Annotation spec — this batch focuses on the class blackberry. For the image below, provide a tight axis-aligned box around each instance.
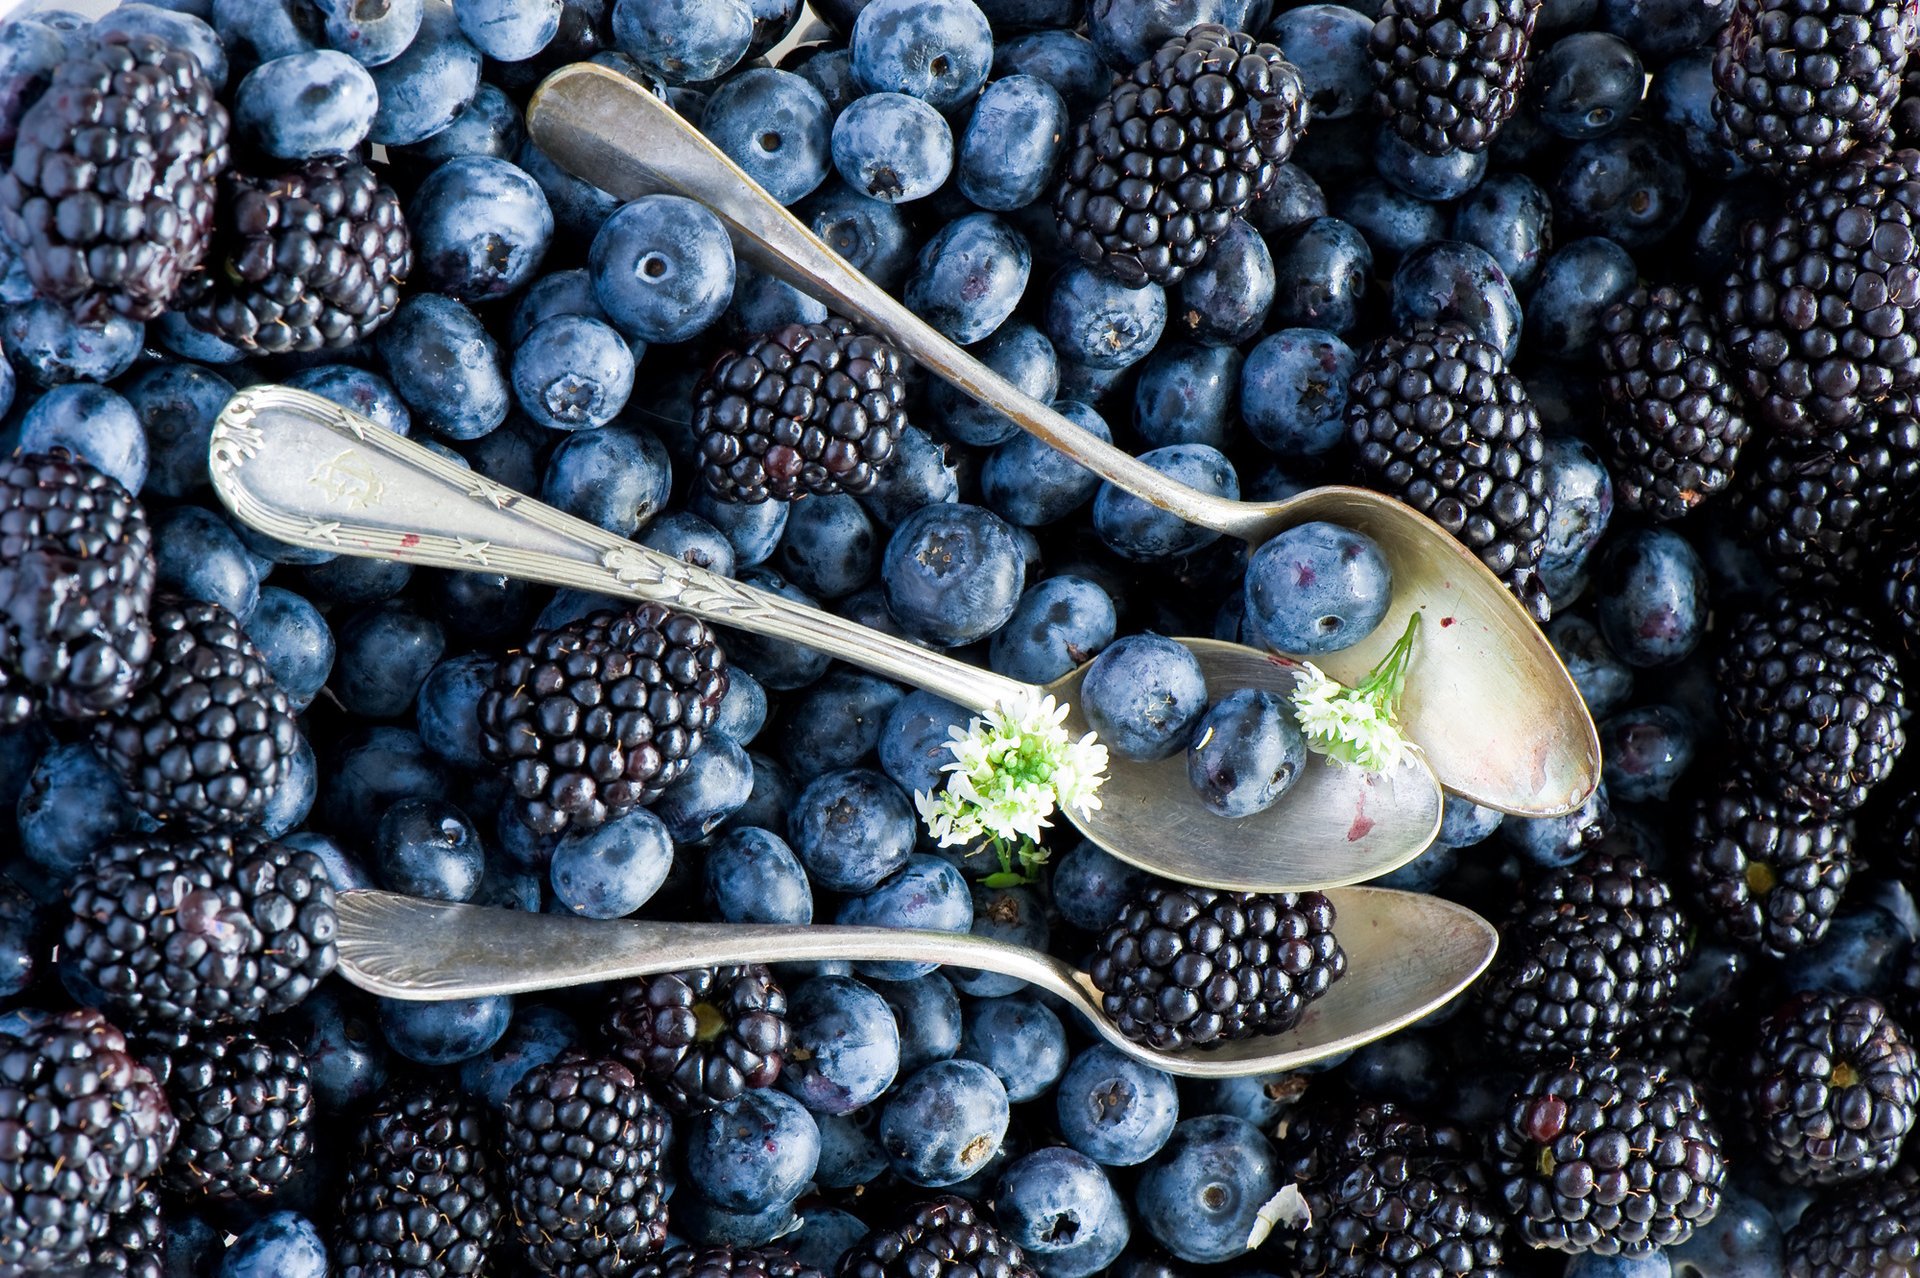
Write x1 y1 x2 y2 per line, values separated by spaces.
694 316 908 504
337 1083 505 1278
1734 396 1920 590
1715 594 1906 814
1685 769 1855 957
1273 1101 1507 1278
0 450 155 727
1053 24 1308 288
1369 0 1543 156
1720 145 1920 436
839 1195 1037 1278
84 1187 164 1278
1086 884 1347 1050
0 1009 176 1273
1345 324 1552 623
93 596 300 830
480 605 730 836
633 1244 824 1278
1597 284 1752 522
1489 1056 1726 1255
1480 851 1691 1059
1741 992 1918 1185
501 1052 670 1277
1786 1164 1920 1277
1899 62 1920 140
1712 0 1918 177
155 1029 313 1203
180 155 410 354
64 828 338 1030
604 965 790 1114
0 31 227 322
1883 539 1920 653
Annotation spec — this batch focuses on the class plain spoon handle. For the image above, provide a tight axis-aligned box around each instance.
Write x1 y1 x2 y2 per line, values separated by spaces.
336 890 1086 1005
208 385 1032 714
524 62 1265 544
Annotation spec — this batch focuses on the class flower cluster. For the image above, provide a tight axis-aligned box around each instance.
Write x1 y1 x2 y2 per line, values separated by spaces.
1291 613 1422 772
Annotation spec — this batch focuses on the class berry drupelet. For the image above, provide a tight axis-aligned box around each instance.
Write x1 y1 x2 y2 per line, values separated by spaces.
151 1029 313 1204
1741 992 1919 1185
1712 0 1919 177
1686 769 1855 957
1785 1164 1920 1277
1489 1055 1726 1255
1345 324 1552 623
0 32 228 321
500 1051 670 1277
181 155 410 354
839 1195 1038 1278
93 596 301 830
0 1009 177 1274
480 605 730 836
1480 851 1691 1058
1053 24 1308 288
694 317 908 503
63 829 339 1030
1369 0 1543 155
1715 594 1906 815
1720 145 1920 436
633 1244 824 1278
0 449 155 727
1087 883 1347 1050
1597 283 1751 522
84 1186 163 1278
336 1083 505 1278
604 964 790 1113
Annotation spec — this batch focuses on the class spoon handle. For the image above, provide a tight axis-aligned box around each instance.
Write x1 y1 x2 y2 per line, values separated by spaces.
209 386 1031 714
525 62 1264 543
336 889 1084 1004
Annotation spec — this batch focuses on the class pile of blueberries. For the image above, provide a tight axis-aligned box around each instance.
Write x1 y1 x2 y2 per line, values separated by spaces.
0 0 1904 1274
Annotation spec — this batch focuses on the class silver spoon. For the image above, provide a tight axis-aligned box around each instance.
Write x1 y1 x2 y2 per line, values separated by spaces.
212 385 1441 891
521 61 1601 820
334 887 1498 1080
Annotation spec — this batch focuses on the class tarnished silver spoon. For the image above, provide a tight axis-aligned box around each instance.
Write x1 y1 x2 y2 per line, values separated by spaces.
335 888 1498 1080
212 385 1441 892
521 61 1601 820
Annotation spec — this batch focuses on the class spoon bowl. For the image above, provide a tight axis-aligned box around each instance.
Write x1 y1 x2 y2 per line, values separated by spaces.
212 385 1440 890
523 61 1601 819
334 888 1499 1079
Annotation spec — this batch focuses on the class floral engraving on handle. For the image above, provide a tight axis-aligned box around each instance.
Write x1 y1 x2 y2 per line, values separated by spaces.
309 449 386 509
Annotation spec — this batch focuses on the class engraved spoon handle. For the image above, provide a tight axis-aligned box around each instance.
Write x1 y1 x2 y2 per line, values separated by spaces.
210 386 1032 713
524 62 1271 544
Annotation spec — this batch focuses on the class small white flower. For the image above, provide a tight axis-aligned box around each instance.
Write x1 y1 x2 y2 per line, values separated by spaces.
1290 614 1423 773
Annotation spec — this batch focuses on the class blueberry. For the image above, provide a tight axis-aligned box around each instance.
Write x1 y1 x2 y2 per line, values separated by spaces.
1185 688 1308 818
644 511 738 581
1373 126 1489 202
409 157 555 302
411 654 495 773
799 180 919 291
1269 218 1371 335
211 0 325 65
1666 1185 1783 1278
1049 839 1149 932
690 494 789 571
1522 236 1639 363
2 299 142 387
1240 329 1356 457
233 50 376 159
284 831 376 894
781 974 901 1113
710 665 767 743
882 503 1026 646
726 569 832 688
457 1004 580 1111
687 1088 821 1212
1053 1043 1179 1168
654 733 754 842
18 383 147 493
286 362 413 436
1086 0 1258 67
776 493 878 598
611 0 753 83
1533 31 1643 139
301 554 415 606
1171 220 1274 347
404 80 526 162
1566 1253 1674 1278
851 0 994 108
930 320 1056 448
1451 172 1554 291
18 742 141 879
518 137 624 244
1329 177 1449 268
1549 615 1634 720
1093 444 1238 560
590 195 737 342
982 401 1110 526
992 28 1111 112
331 601 446 719
878 690 971 798
289 986 388 1111
989 576 1117 684
1080 634 1209 762
831 91 954 205
1593 527 1707 668
957 74 1067 211
373 797 484 901
1390 240 1521 364
1785 906 1908 995
1268 3 1373 118
792 44 862 114
959 994 1066 1102
512 315 637 433
873 972 964 1073
1649 49 1746 179
878 1057 1009 1186
217 1211 329 1278
707 827 814 924
781 672 904 780
1244 521 1393 656
953 885 1048 998
549 807 674 917
0 880 35 1001
836 854 974 981
378 993 514 1065
815 1111 889 1189
540 424 674 538
1500 783 1611 869
365 0 479 142
674 1190 801 1248
993 1146 1132 1277
1130 344 1237 450
1134 1115 1281 1265
0 21 67 152
1539 435 1615 602
1553 127 1692 249
1437 794 1504 849
856 425 961 527
701 68 833 206
376 294 510 440
152 506 260 621
259 733 319 837
1196 1070 1294 1131
453 0 560 60
1046 264 1167 371
1600 704 1695 803
792 767 915 892
787 1206 871 1273
725 264 830 338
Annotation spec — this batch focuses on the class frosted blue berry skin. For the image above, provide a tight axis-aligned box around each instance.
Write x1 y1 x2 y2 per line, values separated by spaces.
590 195 737 343
851 0 994 109
232 50 376 159
365 0 478 142
701 68 833 206
1243 522 1393 656
832 91 955 205
1186 688 1308 818
957 74 1067 211
1079 634 1209 763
